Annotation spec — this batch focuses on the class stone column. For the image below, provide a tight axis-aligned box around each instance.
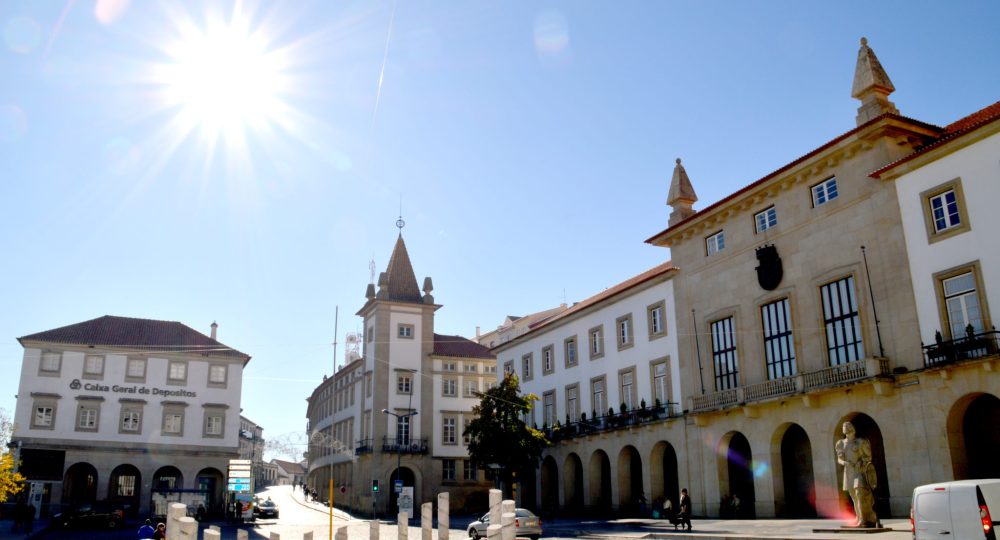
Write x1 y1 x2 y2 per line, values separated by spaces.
303 532 313 540
437 493 449 540
204 529 221 540
398 512 409 540
421 502 433 540
336 526 348 540
486 524 501 540
237 529 249 540
269 533 281 540
370 517 380 540
500 511 515 540
489 489 502 527
209 525 221 533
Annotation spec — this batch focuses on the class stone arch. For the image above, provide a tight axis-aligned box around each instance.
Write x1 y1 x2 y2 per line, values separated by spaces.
540 456 559 512
946 392 1000 479
617 445 643 515
152 466 184 490
108 464 141 517
834 412 889 518
716 431 755 518
62 462 98 506
770 423 816 517
388 466 417 514
195 467 225 516
588 449 611 514
563 453 584 512
649 441 679 511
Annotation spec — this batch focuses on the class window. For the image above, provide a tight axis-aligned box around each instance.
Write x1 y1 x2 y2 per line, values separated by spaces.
397 375 412 394
762 298 797 379
208 365 227 385
83 355 104 378
820 276 865 366
591 377 606 417
119 403 143 434
464 379 478 397
125 358 146 381
39 351 61 375
396 415 411 445
486 365 497 374
938 267 987 338
706 230 725 255
647 301 666 339
442 459 456 481
754 206 778 233
114 470 137 497
443 378 457 397
542 391 556 427
464 364 477 373
163 411 184 435
77 404 99 431
564 336 578 367
922 179 970 243
619 368 635 410
398 324 414 339
521 353 533 381
651 360 669 406
33 405 55 428
503 360 514 374
463 419 472 445
542 345 554 374
711 317 740 390
463 460 477 481
616 314 634 350
588 325 605 360
443 362 457 372
442 417 456 444
812 177 839 206
168 361 187 383
204 408 226 438
565 384 579 422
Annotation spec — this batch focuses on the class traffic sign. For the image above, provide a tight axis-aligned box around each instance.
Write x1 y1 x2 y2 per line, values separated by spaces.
229 459 252 465
228 470 251 478
228 465 252 471
340 485 346 494
394 479 403 494
228 478 251 485
227 483 251 493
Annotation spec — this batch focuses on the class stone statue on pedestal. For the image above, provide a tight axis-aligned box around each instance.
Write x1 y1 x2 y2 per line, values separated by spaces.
835 421 878 528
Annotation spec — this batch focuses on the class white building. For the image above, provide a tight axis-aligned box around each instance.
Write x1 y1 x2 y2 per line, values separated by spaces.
491 261 680 512
238 415 265 490
12 316 250 517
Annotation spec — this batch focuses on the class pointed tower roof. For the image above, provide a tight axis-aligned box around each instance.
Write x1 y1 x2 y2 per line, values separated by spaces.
381 234 423 303
851 37 899 125
667 158 698 226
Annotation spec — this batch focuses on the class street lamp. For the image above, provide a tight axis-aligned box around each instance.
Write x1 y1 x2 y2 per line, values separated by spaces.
382 408 418 515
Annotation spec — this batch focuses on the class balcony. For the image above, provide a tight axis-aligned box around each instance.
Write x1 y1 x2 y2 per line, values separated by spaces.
691 357 891 413
355 438 373 455
382 436 429 454
923 329 999 367
545 402 681 442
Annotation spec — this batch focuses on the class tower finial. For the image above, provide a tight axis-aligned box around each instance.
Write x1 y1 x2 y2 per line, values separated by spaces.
667 157 698 226
852 37 898 125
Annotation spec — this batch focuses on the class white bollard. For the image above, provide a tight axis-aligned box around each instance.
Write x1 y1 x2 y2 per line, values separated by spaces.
176 517 198 539
489 489 502 528
270 532 282 540
501 500 514 516
304 532 314 540
209 525 221 533
167 502 186 538
398 511 409 540
237 529 249 540
437 493 449 540
421 502 433 540
204 529 221 540
500 511 515 540
486 524 502 540
370 517 380 540
335 525 348 540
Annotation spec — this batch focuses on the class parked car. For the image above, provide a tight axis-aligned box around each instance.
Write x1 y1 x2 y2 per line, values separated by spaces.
911 479 1000 540
467 508 541 540
51 504 125 529
255 499 279 519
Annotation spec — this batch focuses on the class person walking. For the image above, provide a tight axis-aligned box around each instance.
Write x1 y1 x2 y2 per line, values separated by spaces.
137 518 156 539
678 488 692 531
152 522 166 539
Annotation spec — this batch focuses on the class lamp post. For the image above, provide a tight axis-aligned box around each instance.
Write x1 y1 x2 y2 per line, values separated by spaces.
381 408 417 516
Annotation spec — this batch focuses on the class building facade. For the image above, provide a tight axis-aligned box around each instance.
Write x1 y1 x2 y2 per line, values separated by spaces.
510 39 999 520
238 415 265 490
12 316 250 517
305 233 495 515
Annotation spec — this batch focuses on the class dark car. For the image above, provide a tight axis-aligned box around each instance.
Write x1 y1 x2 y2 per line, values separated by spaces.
255 499 279 519
52 504 125 529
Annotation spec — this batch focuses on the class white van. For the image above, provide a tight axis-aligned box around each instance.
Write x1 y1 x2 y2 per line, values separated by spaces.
911 479 1000 539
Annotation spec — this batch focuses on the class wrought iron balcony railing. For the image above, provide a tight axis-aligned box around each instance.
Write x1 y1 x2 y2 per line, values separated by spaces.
923 330 999 367
543 401 681 442
355 438 373 455
382 436 429 454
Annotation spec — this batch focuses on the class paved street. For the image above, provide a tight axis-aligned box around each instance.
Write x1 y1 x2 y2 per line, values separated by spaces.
0 485 915 540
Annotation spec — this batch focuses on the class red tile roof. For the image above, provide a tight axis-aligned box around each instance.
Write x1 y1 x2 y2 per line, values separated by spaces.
646 113 943 245
494 261 676 349
19 315 250 360
271 459 305 474
871 100 1000 178
433 334 495 359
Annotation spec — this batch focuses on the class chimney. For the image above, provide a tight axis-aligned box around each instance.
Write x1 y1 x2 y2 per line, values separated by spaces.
210 321 218 340
476 326 481 338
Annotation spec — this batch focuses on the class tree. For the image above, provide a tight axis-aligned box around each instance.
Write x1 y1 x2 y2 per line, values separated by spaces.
464 373 550 496
0 409 24 502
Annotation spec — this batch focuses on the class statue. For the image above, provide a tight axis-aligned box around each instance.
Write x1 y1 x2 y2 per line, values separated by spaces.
835 421 878 527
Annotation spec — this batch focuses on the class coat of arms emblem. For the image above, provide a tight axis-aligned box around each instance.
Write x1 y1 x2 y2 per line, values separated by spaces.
755 244 783 291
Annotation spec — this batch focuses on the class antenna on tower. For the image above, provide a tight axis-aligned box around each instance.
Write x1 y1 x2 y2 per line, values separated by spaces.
369 257 376 285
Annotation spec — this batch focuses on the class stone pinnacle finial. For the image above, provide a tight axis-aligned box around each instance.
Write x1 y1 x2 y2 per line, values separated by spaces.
852 37 899 125
667 157 698 226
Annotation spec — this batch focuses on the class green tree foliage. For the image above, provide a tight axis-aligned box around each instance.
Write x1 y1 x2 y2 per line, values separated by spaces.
464 373 550 495
0 409 24 502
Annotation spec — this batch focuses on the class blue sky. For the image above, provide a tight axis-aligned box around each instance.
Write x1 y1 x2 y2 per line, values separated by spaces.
2 0 999 458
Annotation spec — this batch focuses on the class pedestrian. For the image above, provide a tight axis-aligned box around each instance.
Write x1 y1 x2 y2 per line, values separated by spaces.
731 493 742 518
152 522 166 539
678 488 692 531
196 503 206 522
138 518 156 539
637 490 647 517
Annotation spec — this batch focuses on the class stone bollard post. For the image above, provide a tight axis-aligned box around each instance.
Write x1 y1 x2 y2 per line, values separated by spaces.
437 493 449 540
486 524 502 540
500 511 515 540
421 502 433 540
209 525 221 533
167 502 186 538
489 489 502 527
270 532 281 540
335 526 348 540
303 532 313 540
370 517 380 540
398 512 409 540
501 500 514 516
204 529 221 540
237 529 249 540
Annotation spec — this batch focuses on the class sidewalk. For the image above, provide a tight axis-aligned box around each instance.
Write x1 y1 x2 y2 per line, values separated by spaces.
550 516 914 539
0 519 43 540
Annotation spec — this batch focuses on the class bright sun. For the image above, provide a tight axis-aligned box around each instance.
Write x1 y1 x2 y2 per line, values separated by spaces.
153 4 290 144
